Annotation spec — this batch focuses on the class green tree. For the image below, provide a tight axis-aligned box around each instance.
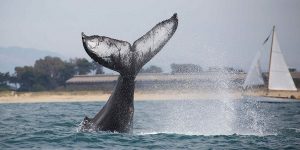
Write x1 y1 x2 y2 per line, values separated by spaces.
0 72 10 91
15 56 78 91
34 56 65 78
34 56 66 88
15 66 36 91
140 65 163 73
171 63 202 74
72 58 92 75
58 61 76 85
13 56 97 91
91 61 104 74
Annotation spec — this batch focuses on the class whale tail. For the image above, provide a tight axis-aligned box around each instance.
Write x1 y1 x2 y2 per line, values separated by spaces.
82 13 178 75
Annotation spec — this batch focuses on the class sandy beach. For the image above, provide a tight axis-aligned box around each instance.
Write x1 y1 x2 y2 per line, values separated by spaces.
0 90 243 104
1 89 300 104
242 89 300 100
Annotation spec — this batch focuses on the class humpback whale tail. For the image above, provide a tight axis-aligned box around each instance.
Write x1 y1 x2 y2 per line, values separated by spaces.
82 13 178 76
80 14 178 132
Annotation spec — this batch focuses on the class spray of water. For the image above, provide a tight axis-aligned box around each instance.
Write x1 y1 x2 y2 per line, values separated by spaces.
135 45 274 136
160 46 236 135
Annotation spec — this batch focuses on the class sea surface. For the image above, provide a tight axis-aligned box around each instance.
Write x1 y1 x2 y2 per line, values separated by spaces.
1 97 300 149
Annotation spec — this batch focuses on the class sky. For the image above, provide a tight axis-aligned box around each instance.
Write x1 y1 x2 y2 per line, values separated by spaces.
0 0 300 72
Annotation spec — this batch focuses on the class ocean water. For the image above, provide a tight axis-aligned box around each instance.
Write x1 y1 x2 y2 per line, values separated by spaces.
1 97 300 149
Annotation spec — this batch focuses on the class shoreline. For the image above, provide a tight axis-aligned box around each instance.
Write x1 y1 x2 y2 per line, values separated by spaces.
0 90 242 104
1 90 300 104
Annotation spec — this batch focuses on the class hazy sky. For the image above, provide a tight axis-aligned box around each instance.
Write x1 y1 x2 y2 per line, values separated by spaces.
1 0 300 72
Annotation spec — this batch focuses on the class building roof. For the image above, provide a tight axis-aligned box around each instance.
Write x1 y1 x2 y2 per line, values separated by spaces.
66 72 246 84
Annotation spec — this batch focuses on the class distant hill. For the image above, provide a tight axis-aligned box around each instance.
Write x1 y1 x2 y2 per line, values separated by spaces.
0 47 64 73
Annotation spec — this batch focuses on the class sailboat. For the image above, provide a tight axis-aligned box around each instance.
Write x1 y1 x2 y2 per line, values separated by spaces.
243 26 297 99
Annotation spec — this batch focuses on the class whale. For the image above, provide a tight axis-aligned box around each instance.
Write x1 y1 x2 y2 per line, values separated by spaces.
80 13 178 133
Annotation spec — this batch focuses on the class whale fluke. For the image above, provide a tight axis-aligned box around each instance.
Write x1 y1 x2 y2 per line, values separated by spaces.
82 13 178 75
80 13 178 132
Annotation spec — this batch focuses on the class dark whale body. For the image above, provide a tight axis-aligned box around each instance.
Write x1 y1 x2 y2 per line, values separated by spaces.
80 14 178 133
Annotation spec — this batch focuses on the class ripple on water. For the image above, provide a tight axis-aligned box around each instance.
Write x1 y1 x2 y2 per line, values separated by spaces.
0 99 300 149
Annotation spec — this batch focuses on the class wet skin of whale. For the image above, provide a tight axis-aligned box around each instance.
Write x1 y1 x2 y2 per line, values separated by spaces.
80 14 178 133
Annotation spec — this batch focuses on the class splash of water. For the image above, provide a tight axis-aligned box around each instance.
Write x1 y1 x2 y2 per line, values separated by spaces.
141 46 274 136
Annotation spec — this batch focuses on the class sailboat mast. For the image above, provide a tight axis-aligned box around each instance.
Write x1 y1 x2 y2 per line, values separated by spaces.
268 26 275 90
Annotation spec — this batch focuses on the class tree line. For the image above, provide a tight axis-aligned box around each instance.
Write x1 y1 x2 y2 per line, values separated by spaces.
0 56 165 92
1 56 104 91
1 55 250 92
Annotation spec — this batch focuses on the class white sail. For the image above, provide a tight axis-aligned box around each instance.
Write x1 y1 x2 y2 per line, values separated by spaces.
268 31 297 91
243 48 265 89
